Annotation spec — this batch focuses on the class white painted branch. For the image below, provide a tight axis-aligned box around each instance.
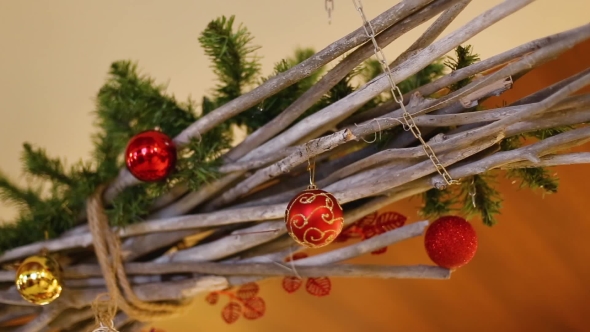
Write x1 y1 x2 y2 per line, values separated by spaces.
0 276 228 307
102 0 436 202
391 0 472 67
65 263 450 280
227 219 431 285
224 0 458 163
241 0 533 164
348 23 590 125
2 120 586 265
413 93 590 127
146 24 590 221
208 6 590 209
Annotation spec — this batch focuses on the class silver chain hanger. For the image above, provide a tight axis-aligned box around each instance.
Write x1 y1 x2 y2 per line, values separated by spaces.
325 0 335 24
351 0 460 189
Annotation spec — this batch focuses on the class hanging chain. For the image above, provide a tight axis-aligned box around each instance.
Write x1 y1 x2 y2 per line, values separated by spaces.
351 0 459 189
325 0 335 24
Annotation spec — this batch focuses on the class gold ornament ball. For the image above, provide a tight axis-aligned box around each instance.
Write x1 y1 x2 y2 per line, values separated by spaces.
15 255 63 305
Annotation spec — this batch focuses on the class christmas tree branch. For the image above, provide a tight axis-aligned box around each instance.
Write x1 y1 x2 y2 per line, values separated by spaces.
102 0 434 202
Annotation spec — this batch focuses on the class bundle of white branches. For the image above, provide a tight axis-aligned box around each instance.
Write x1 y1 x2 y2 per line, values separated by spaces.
2 0 590 331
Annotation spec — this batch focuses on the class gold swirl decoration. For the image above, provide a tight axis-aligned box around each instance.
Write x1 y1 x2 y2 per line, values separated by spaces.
285 189 344 248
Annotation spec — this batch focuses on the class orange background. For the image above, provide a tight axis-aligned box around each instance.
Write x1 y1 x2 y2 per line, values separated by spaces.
153 36 590 332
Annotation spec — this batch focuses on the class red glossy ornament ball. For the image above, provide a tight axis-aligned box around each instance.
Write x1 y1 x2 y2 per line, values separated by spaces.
125 130 177 182
285 189 344 248
424 216 478 269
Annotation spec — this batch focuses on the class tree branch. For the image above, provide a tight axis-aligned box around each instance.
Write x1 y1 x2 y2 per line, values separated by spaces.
102 0 436 202
147 23 590 222
347 23 590 125
62 262 449 280
237 0 532 167
391 0 472 67
225 0 461 163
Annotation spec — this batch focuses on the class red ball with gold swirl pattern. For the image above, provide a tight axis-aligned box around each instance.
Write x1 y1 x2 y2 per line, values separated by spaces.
285 189 344 248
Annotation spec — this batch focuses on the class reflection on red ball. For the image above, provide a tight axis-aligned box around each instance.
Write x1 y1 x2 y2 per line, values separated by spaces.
125 130 177 182
285 189 344 248
424 216 478 269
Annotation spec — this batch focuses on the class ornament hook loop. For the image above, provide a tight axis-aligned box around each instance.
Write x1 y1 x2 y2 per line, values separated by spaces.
469 177 477 208
307 157 317 190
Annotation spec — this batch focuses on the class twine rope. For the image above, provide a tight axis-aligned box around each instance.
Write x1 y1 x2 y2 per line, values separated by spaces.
87 185 192 323
90 293 118 332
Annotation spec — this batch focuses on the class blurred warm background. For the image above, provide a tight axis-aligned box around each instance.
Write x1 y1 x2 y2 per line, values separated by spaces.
1 1 590 331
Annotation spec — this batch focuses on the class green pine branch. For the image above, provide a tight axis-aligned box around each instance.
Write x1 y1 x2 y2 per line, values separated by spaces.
444 45 481 91
526 126 573 141
198 15 261 104
0 173 42 213
507 167 559 193
461 174 503 226
237 47 332 133
21 143 73 186
398 61 447 94
500 134 559 194
419 188 456 218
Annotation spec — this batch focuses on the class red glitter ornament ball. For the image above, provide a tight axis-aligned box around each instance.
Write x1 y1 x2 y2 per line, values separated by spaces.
125 130 177 182
285 189 344 248
424 216 478 269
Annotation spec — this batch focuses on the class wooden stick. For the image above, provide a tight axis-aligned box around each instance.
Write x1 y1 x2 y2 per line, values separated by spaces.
2 119 587 265
102 0 436 203
224 0 461 163
146 24 590 221
60 262 450 280
236 0 533 165
390 0 472 67
347 23 590 125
